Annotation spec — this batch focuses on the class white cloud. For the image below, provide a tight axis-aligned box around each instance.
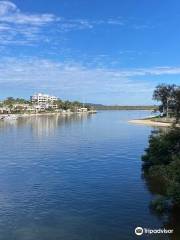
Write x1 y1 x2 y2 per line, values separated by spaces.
0 1 151 48
1 58 180 87
0 1 59 46
0 1 127 46
1 58 180 86
0 1 17 15
1 56 180 103
1 57 180 103
0 1 123 28
0 1 58 25
106 19 124 25
116 66 180 77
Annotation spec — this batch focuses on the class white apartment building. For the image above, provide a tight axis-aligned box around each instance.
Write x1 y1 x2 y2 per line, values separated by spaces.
30 93 58 109
31 93 58 103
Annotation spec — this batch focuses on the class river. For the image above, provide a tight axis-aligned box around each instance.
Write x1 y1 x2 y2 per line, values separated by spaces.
0 111 177 240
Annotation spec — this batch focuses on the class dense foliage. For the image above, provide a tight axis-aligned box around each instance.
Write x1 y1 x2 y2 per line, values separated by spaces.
3 97 30 106
54 99 91 111
142 128 180 205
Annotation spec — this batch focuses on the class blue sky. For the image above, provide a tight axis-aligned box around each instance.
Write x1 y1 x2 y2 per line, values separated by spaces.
0 0 180 104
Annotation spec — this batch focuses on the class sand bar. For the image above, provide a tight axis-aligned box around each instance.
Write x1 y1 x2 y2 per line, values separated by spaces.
129 119 173 127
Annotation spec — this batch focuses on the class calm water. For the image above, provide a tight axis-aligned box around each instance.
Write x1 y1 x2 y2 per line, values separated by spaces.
0 111 175 240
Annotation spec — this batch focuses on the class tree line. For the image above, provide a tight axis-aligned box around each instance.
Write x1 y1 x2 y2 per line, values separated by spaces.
1 97 91 111
54 99 91 111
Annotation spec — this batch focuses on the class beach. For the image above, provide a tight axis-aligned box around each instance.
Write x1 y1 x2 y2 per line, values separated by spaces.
129 117 180 127
129 119 172 127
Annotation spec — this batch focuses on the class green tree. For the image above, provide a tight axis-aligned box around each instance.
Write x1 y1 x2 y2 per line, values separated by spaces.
142 128 180 206
4 97 15 105
173 87 180 123
153 84 176 116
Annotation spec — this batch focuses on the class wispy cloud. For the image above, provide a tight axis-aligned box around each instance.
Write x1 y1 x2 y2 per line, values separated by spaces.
0 1 58 25
54 18 125 34
0 1 130 47
0 57 180 103
0 1 124 28
0 57 152 89
0 1 59 46
0 1 153 48
111 66 180 77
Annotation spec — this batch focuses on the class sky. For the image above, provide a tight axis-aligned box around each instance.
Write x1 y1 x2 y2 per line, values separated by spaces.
0 0 180 105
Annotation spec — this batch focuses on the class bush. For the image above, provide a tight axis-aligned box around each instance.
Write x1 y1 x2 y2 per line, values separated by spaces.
150 196 168 213
142 128 180 207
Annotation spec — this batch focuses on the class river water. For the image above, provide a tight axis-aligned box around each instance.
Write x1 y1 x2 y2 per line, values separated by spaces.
0 111 177 240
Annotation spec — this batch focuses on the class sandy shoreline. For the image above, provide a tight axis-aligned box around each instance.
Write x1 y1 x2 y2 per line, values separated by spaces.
128 119 173 127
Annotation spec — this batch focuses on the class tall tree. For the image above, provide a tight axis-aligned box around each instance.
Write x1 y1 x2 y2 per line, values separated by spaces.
153 84 176 116
174 87 180 123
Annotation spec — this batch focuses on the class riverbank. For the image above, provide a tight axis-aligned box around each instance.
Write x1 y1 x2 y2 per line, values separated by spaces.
129 119 172 127
129 117 180 127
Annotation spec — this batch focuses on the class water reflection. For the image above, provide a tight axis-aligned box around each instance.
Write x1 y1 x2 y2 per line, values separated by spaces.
0 113 93 138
